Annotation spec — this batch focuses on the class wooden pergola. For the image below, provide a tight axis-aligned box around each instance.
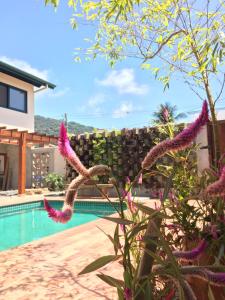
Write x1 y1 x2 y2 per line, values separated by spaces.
0 126 58 194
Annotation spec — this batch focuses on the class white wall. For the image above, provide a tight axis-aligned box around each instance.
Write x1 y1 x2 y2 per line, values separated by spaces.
196 125 210 173
0 72 34 131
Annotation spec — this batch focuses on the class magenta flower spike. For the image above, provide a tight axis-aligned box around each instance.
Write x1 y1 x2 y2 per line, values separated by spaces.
202 270 225 286
138 173 143 185
44 198 72 223
142 100 208 169
124 287 132 300
58 123 89 177
44 165 111 224
182 267 225 287
173 239 207 261
206 166 225 197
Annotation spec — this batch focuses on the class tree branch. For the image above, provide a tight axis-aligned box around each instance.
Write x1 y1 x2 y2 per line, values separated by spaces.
144 30 184 61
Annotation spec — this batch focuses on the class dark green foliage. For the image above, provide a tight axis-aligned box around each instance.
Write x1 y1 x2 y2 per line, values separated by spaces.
35 115 94 136
44 173 65 191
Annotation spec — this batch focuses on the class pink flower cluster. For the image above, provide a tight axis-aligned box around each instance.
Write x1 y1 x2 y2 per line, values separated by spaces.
142 100 208 169
58 123 89 177
172 239 207 261
206 166 225 197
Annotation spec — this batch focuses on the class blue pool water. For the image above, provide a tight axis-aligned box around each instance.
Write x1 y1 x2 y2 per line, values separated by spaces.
0 201 121 251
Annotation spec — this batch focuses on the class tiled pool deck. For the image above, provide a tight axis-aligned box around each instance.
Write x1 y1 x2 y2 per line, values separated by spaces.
0 195 153 299
0 214 122 300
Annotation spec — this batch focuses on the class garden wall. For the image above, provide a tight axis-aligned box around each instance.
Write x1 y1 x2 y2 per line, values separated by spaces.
67 126 172 196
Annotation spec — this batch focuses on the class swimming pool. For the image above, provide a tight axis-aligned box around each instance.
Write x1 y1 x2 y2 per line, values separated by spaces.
0 201 123 251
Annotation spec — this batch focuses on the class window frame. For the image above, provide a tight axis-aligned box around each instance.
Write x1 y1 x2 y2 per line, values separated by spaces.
0 82 27 113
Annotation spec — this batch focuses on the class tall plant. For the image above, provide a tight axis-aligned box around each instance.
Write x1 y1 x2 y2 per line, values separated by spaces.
44 101 225 299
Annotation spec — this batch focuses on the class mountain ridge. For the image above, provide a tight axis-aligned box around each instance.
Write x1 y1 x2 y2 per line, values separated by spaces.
34 115 95 136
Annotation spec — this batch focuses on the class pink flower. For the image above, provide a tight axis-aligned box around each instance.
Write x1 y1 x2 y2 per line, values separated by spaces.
202 270 225 286
124 287 132 300
210 224 218 239
44 198 72 223
120 224 125 232
206 166 225 197
138 174 143 185
123 189 136 214
182 267 225 287
44 165 110 223
173 239 207 261
58 123 89 177
142 100 208 169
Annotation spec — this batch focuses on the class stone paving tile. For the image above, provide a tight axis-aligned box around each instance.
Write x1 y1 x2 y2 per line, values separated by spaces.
0 217 123 300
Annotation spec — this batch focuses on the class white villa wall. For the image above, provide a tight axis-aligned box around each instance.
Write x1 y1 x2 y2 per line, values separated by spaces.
0 72 34 131
196 125 210 173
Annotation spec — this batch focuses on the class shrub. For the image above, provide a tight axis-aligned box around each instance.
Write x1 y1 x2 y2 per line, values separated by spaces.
44 173 65 191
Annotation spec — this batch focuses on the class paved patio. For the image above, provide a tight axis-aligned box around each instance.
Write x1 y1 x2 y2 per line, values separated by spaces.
0 216 123 300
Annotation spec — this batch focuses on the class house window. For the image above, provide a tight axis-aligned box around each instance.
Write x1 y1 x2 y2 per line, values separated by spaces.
0 83 27 113
0 84 7 108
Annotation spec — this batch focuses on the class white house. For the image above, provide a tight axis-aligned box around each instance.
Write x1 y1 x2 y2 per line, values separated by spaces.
0 61 64 194
0 61 55 131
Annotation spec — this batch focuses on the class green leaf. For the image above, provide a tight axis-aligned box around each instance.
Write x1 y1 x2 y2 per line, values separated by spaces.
134 203 166 218
97 273 124 289
101 216 134 225
128 223 147 240
113 224 120 255
79 255 120 275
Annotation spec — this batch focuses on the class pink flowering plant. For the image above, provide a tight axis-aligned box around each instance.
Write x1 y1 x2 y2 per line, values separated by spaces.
44 100 225 299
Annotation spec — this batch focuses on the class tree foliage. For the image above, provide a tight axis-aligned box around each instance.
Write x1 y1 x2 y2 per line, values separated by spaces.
152 102 186 124
45 0 225 162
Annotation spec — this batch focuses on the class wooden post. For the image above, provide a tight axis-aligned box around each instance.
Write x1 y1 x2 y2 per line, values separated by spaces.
18 133 26 194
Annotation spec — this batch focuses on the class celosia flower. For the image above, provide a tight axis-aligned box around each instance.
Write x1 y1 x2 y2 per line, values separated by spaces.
58 123 89 177
210 224 218 239
142 100 208 169
120 224 125 232
44 165 110 223
206 166 225 197
181 267 225 287
201 270 225 286
173 239 207 261
123 189 136 214
138 173 143 185
44 199 72 223
124 287 132 300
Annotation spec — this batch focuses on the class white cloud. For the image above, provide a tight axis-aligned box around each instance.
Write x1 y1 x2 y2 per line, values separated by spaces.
113 102 134 118
35 87 70 100
88 94 106 107
97 69 149 95
0 56 49 80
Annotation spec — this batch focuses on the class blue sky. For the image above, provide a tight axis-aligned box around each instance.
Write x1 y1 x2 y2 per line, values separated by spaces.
0 0 211 129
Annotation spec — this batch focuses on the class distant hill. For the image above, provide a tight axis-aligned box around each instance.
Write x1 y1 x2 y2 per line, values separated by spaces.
34 115 95 136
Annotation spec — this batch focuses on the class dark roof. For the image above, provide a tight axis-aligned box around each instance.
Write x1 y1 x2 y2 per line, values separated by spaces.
0 61 56 89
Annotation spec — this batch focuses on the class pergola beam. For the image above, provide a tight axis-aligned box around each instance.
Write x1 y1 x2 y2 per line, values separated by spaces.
18 133 26 194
